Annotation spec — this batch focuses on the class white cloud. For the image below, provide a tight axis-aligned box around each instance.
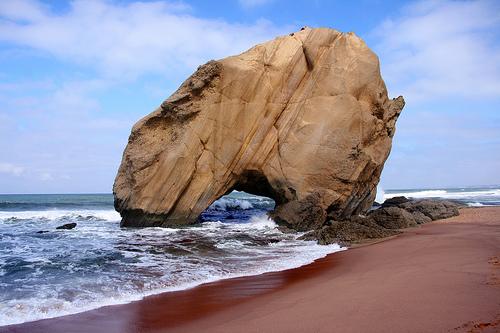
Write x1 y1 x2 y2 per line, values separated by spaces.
40 172 53 181
0 0 46 21
239 0 274 8
0 0 289 79
373 0 500 102
0 162 25 176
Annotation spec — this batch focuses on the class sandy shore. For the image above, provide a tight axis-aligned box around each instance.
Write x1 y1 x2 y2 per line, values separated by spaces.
2 207 499 333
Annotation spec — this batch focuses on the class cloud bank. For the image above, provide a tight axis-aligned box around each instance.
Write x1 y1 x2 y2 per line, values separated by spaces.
373 0 500 102
0 163 24 176
0 0 291 193
0 0 289 78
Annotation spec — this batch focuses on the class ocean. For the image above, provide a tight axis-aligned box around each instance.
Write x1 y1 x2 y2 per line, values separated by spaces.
0 191 342 326
1 185 498 326
381 185 500 206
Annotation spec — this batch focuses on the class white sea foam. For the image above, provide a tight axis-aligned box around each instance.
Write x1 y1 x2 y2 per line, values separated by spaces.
375 186 385 203
0 238 342 326
209 198 254 210
384 190 447 199
0 242 343 326
384 188 500 200
242 214 277 230
0 210 344 326
0 209 120 222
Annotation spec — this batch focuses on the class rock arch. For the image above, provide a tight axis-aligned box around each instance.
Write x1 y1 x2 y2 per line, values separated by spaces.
113 27 404 230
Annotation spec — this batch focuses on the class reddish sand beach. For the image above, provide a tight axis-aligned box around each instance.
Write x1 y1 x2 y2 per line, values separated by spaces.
2 207 499 333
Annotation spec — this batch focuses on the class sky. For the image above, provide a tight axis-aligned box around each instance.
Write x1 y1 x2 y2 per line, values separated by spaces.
0 0 499 194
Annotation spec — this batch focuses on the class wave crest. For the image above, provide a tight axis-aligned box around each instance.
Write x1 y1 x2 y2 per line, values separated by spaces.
0 210 120 222
209 198 254 211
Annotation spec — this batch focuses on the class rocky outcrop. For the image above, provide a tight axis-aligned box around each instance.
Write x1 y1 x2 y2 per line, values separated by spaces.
369 206 417 229
381 196 409 207
113 27 405 228
270 193 327 231
397 199 460 221
302 198 461 245
56 223 77 230
300 217 398 246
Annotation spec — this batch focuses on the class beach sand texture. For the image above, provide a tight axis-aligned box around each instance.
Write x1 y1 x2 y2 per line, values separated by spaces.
2 207 499 333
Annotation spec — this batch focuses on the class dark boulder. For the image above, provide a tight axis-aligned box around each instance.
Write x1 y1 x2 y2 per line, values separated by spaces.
368 206 417 229
276 225 297 234
270 193 326 231
408 210 432 224
382 196 409 207
56 222 77 230
301 198 461 246
399 200 459 221
299 217 398 245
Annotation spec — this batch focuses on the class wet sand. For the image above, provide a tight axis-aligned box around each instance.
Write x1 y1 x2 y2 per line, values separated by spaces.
2 207 499 333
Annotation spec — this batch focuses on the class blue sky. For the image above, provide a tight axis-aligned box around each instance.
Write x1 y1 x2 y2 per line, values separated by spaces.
0 0 499 193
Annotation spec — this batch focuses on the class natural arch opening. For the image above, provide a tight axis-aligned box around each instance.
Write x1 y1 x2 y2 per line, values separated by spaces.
200 171 278 223
200 190 275 223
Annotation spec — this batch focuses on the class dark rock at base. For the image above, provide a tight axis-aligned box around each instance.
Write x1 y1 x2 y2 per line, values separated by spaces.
399 199 459 221
178 238 194 244
372 201 381 207
368 206 417 229
276 225 297 234
382 196 409 207
56 222 77 230
409 210 433 224
299 217 398 246
270 193 326 231
302 198 461 246
350 215 388 230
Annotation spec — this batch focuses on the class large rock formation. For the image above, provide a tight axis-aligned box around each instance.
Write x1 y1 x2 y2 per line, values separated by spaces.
113 27 405 228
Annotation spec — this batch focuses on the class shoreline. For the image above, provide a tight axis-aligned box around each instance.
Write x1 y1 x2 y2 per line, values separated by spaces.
2 207 499 333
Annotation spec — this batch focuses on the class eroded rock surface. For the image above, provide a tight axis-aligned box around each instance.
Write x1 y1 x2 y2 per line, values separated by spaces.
114 27 405 228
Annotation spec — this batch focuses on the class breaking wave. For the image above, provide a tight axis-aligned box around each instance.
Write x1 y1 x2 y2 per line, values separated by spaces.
383 186 500 206
0 193 341 326
209 198 254 211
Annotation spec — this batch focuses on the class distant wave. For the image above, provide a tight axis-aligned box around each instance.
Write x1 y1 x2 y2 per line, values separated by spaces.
0 202 111 210
467 202 485 207
384 188 500 200
0 209 120 222
209 198 254 211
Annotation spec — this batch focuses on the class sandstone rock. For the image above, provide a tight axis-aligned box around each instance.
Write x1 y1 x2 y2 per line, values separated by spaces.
114 27 404 228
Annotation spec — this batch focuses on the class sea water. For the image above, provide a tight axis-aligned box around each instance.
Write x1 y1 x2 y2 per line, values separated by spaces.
1 185 498 326
383 185 500 206
0 192 342 326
